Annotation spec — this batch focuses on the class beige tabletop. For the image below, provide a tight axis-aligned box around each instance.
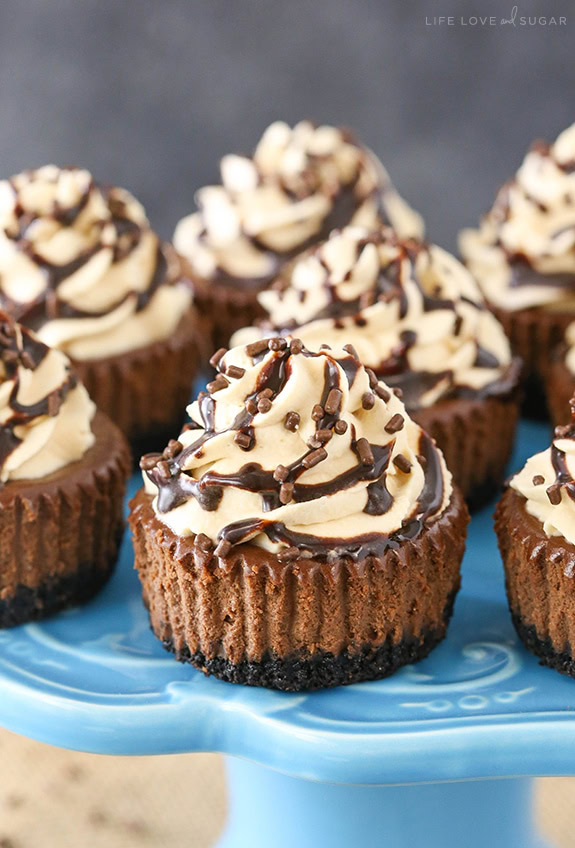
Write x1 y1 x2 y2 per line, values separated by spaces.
0 726 572 847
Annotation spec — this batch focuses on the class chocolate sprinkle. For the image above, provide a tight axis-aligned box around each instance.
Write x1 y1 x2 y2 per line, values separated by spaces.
273 465 289 482
325 387 343 415
356 437 375 466
209 348 228 369
284 411 300 431
311 404 324 421
385 413 405 434
163 439 183 459
207 375 229 394
226 364 246 380
362 391 375 410
257 397 272 414
302 447 328 469
235 431 253 450
279 482 294 504
268 337 287 352
375 384 391 402
246 339 270 358
393 454 412 473
532 474 545 486
140 454 159 471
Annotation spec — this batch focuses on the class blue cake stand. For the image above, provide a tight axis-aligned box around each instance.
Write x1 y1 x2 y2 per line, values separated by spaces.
0 421 570 848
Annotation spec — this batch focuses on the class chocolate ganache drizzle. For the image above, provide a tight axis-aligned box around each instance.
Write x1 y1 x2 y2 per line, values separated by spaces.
0 165 191 360
0 311 95 482
141 339 452 561
173 121 424 289
510 396 575 547
460 123 575 312
232 226 518 411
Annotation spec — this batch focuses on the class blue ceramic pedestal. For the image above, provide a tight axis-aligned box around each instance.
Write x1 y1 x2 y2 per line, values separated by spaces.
0 421 569 848
220 764 547 848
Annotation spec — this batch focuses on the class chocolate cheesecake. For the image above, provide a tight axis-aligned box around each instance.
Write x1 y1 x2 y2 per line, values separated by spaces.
0 165 201 447
460 123 575 410
173 120 424 349
0 314 130 627
495 397 575 678
129 338 469 691
233 226 521 507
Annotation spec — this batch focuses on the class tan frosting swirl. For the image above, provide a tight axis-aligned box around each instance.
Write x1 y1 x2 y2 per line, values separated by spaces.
510 407 575 546
173 121 423 285
232 227 515 410
142 339 451 558
0 165 192 360
0 313 95 482
460 123 575 312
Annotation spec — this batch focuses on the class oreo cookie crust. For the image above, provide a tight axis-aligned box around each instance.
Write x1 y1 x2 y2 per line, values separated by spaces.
0 553 120 628
511 611 575 680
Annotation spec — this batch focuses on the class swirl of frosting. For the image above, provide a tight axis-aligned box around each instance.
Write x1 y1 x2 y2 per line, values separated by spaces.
460 123 575 312
232 227 516 410
0 165 192 360
173 121 423 286
141 338 451 560
0 312 95 482
510 400 575 545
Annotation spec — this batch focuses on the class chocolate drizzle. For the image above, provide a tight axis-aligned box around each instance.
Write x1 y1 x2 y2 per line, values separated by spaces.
0 169 175 331
143 340 448 563
507 255 575 292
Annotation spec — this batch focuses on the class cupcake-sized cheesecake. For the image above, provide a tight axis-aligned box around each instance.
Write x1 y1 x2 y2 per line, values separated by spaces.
174 120 424 349
0 313 130 627
460 124 575 404
129 338 469 691
495 398 575 679
0 165 200 449
233 226 521 507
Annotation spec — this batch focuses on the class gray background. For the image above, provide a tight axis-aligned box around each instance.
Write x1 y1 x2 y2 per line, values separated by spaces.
0 0 572 251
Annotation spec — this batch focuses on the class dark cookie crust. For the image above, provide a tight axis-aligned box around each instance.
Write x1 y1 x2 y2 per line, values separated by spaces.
0 548 121 628
161 594 456 692
512 610 575 680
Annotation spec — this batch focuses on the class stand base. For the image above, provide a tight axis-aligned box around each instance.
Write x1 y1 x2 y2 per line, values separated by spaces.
218 759 549 848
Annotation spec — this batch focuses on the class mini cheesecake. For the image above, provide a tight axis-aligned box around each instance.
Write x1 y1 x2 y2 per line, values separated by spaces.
496 397 575 678
130 339 468 691
460 123 575 410
174 120 424 349
0 313 130 627
0 165 201 449
232 226 521 508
